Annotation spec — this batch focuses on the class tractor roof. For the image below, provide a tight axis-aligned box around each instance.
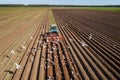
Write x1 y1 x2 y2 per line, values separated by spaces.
50 24 57 27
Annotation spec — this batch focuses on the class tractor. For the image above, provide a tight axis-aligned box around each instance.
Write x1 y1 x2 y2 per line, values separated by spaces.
42 24 64 43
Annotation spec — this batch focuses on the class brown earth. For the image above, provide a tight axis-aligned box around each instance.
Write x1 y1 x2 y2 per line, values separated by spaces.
0 8 120 80
52 9 120 80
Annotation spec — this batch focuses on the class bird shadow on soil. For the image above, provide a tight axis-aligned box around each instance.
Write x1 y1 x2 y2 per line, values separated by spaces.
6 55 10 58
41 56 46 59
4 70 14 74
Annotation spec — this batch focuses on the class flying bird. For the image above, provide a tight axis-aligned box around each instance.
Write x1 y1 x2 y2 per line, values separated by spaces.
89 34 92 40
30 36 33 40
43 45 46 48
49 51 52 53
47 59 55 65
30 56 34 62
10 50 16 54
14 63 22 69
81 41 88 47
56 73 59 76
69 38 73 41
21 45 26 49
52 46 57 50
33 48 37 52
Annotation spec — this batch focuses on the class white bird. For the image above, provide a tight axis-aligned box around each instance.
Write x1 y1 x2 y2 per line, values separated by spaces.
89 34 92 40
22 45 26 49
14 63 22 69
50 60 55 65
51 61 55 65
57 38 60 42
55 55 58 58
30 56 34 62
61 60 64 63
44 66 47 69
47 76 51 80
63 55 65 60
56 73 59 76
43 45 46 48
47 38 49 42
47 59 50 62
72 71 74 74
47 59 55 65
60 71 62 74
69 38 73 41
40 65 43 68
50 51 52 53
52 46 57 50
71 78 73 80
47 66 50 68
62 63 65 65
30 36 33 40
74 75 77 78
59 51 61 54
10 50 16 54
33 48 37 52
81 41 88 47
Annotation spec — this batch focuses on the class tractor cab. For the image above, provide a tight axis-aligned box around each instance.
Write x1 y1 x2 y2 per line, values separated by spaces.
42 24 63 43
49 24 58 33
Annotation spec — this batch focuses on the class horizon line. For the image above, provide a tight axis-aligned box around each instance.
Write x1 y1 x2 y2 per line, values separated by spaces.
0 4 120 6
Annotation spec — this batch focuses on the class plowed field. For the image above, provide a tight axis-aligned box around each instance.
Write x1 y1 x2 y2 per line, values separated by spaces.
0 8 120 80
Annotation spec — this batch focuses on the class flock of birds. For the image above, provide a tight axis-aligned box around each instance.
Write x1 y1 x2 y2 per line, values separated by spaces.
5 32 94 80
9 33 93 70
4 19 119 79
8 36 33 69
